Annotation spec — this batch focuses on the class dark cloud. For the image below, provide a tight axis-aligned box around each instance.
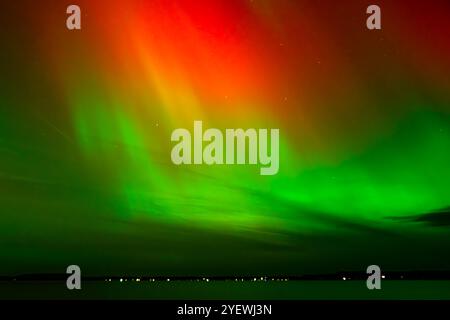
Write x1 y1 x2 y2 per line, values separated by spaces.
388 207 450 227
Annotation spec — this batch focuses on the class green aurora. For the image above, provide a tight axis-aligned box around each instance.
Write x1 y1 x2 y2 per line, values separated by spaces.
0 1 449 280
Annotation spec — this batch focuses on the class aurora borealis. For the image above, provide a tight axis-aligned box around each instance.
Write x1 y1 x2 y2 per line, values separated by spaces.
0 0 450 279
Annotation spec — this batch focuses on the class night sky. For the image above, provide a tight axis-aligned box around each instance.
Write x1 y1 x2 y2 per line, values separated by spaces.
0 0 449 277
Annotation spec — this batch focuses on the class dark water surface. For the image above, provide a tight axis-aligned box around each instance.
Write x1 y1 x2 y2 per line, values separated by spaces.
1 281 450 300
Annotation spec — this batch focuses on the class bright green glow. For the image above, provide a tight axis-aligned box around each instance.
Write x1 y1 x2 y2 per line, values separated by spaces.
277 112 449 219
71 88 450 234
